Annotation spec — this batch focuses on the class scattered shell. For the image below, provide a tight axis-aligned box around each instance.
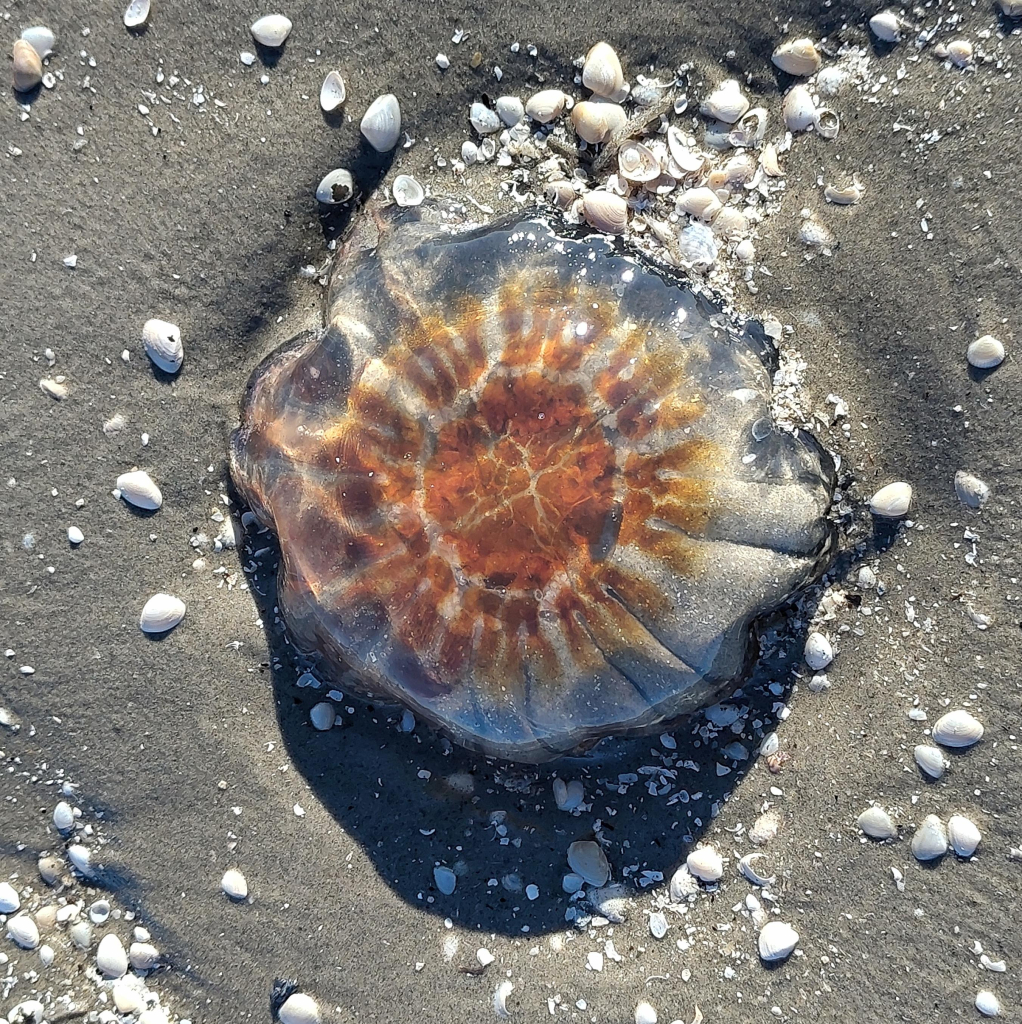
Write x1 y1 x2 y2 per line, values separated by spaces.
713 208 748 240
648 911 668 939
8 915 40 949
728 107 767 148
70 921 93 948
947 39 974 68
825 180 864 205
544 180 575 210
567 840 610 886
0 882 20 913
771 39 822 76
552 778 584 811
360 94 401 152
139 593 186 635
914 745 946 779
142 318 183 374
869 10 902 42
315 169 355 205
461 140 479 165
967 335 1005 369
738 852 776 887
53 800 75 832
392 174 425 207
686 845 723 882
433 865 457 895
676 187 723 223
700 79 749 124
814 108 839 139
571 100 627 144
582 192 628 235
582 42 625 100
309 702 335 731
678 222 719 268
116 469 163 510
21 26 56 59
617 141 661 182
477 947 496 967
635 1001 658 1024
954 470 990 509
279 993 321 1024
67 525 84 545
113 984 145 1015
803 632 833 671
869 482 912 519
221 868 248 900
816 66 848 97
932 709 984 748
857 805 897 840
760 143 783 177
38 855 62 885
123 0 150 29
590 884 629 923
758 921 799 962
562 872 585 893
97 934 128 978
319 71 346 112
250 14 292 47
494 980 513 1019
782 85 816 131
800 218 834 251
469 101 502 135
976 991 1001 1018
911 814 948 861
525 89 567 124
948 814 981 857
12 39 43 92
495 96 524 127
129 941 160 970
667 127 707 174
67 844 95 878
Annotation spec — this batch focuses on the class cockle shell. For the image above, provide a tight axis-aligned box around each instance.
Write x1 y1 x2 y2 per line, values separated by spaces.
21 26 56 59
319 70 346 112
967 335 1004 369
250 14 292 47
139 593 186 634
392 174 425 207
571 100 627 144
142 318 183 373
914 744 946 779
618 141 661 183
758 921 799 962
771 38 821 76
955 470 990 509
582 190 629 234
782 85 816 131
870 10 902 42
567 841 610 886
582 42 625 100
947 814 981 857
686 845 723 882
525 88 567 124
700 79 749 124
360 93 401 152
315 168 355 205
869 481 912 518
932 709 984 748
857 805 897 840
116 469 163 510
123 0 151 29
12 39 43 92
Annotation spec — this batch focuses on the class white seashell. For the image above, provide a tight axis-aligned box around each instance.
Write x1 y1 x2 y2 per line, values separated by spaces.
461 140 479 165
948 814 981 857
8 915 40 949
799 215 832 249
686 845 723 882
738 852 776 886
139 593 186 634
68 844 95 877
869 481 912 518
315 168 355 205
700 79 749 124
590 884 629 923
816 66 847 97
676 187 722 223
392 174 424 207
97 934 128 978
758 921 799 962
771 39 822 76
728 107 768 148
914 744 946 779
713 208 748 240
582 42 625 100
803 632 833 670
525 89 567 124
53 800 75 832
70 921 93 948
433 865 457 894
825 179 864 204
735 238 756 262
129 941 160 970
932 709 984 748
9 1001 46 1024
562 872 585 893
869 10 902 42
814 108 839 139
976 990 1001 1017
947 39 974 67
113 983 145 1014
494 980 513 1019
319 70 346 112
142 318 183 373
677 222 718 269
552 778 584 811
634 1001 658 1024
21 26 56 58
13 39 43 92
666 127 706 174
967 335 1005 369
116 469 163 510
124 0 150 29
648 910 668 939
68 525 84 545
495 95 524 126
571 100 627 144
221 868 248 899
360 94 401 152
783 85 816 131
910 814 948 861
476 947 495 967
40 377 68 400
567 840 610 886
723 152 756 184
955 470 990 509
309 701 335 731
250 14 292 47
0 882 20 913
857 805 897 840
760 143 783 177
668 863 698 901
469 101 502 135
582 192 628 235
544 180 575 209
279 993 321 1024
617 141 661 182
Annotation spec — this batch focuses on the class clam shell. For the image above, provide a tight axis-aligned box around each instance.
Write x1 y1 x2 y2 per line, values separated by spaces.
123 0 150 28
250 14 292 47
544 180 575 209
525 88 567 124
761 143 783 177
315 168 355 205
582 41 625 100
666 126 706 174
0 882 20 913
618 141 661 183
469 101 502 135
571 100 627 144
12 39 43 92
139 593 186 634
967 335 1004 369
857 805 897 840
567 840 610 886
910 814 948 861
713 208 748 239
21 26 56 59
677 222 718 268
116 469 163 510
129 941 160 970
814 108 839 139
954 470 990 509
221 868 248 899
360 93 401 152
97 934 128 979
976 990 1001 1017
913 744 946 779
771 38 821 76
319 70 346 112
686 845 723 882
728 107 768 148
758 921 799 962
581 191 628 235
461 141 479 166
39 377 68 399
870 10 902 42
947 814 981 857
590 883 629 923
53 800 75 832
391 174 424 207
803 632 833 670
700 79 749 124
433 865 457 894
279 993 321 1024
824 180 864 204
648 911 668 939
68 843 95 877
8 914 40 949
869 481 912 518
142 318 183 373
675 187 722 223
947 39 974 67
634 1001 657 1024
932 709 983 748
495 95 524 127
723 152 756 184
782 85 816 131
562 872 585 893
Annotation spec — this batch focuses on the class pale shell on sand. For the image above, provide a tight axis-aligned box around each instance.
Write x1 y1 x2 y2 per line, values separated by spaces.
360 94 401 152
567 840 610 886
96 933 128 979
947 814 981 857
8 915 40 949
932 709 983 748
686 845 723 882
139 593 186 634
803 632 833 671
116 469 163 510
250 14 292 47
910 814 948 861
123 0 151 29
279 993 321 1024
319 70 346 112
221 868 248 900
913 744 946 779
976 990 1001 1017
582 191 628 235
0 882 20 913
954 470 990 509
771 38 821 76
967 335 1004 369
758 921 799 962
870 481 912 518
142 318 183 373
857 805 897 840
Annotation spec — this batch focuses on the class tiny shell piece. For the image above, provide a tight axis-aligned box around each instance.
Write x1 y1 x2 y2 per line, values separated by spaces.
648 911 668 939
758 921 799 962
567 840 610 886
123 0 151 29
686 845 723 882
700 79 749 124
221 868 248 899
932 709 983 748
360 94 401 152
96 934 128 979
8 915 40 949
319 70 346 112
771 39 822 77
738 852 776 886
967 335 1005 369
947 814 981 857
954 470 990 509
139 593 186 634
315 169 355 206
913 744 946 779
869 10 902 42
12 39 43 92
582 42 625 100
976 990 1001 1017
68 526 85 545
279 993 321 1024
392 174 425 207
782 84 816 131
582 191 628 235
869 481 912 518
250 14 292 47
494 980 513 1020
116 469 163 510
910 814 948 861
857 805 897 840
39 378 68 400
803 632 833 671
21 26 56 59
525 88 567 124
142 318 183 373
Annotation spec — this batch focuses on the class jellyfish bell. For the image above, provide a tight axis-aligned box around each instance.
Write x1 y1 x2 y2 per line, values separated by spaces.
231 200 836 762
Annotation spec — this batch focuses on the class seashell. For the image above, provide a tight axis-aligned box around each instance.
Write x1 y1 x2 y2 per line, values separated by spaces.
544 180 575 209
1000 0 1022 14
116 469 163 510
571 100 627 144
221 868 248 899
70 920 93 948
433 865 456 894
21 26 57 58
686 845 723 882
816 66 847 97
677 222 718 269
911 814 948 861
309 701 335 731
760 143 783 177
869 481 912 518
738 852 776 887
139 593 186 634
648 910 668 939
562 872 585 893
783 85 816 131
771 38 822 77
460 140 479 166
123 0 150 29
947 39 974 67
68 525 85 545
914 744 946 779
666 127 704 173
634 1001 657 1024
947 814 981 857
870 10 902 42
552 778 584 811
582 42 624 100
53 800 75 832
700 79 749 124
617 141 661 182
469 101 502 135
142 318 183 373
250 14 292 47
713 208 748 240
319 70 346 112
494 980 513 1020
392 174 424 207
582 191 628 235
967 335 1004 369
567 840 610 886
12 39 43 92
800 218 831 248
68 844 95 877
857 805 897 840
932 709 983 748
113 984 145 1014
39 377 68 400
955 470 990 509
976 991 1001 1017
0 881 20 913
279 993 321 1024
676 187 723 223
803 632 833 670
825 179 864 204
360 93 401 152
758 921 799 962
723 152 756 184
728 107 768 148
38 855 62 885
525 88 567 124
495 95 524 127
96 933 128 979
590 883 630 923
315 168 355 205
8 914 40 949
814 108 839 139
129 941 160 970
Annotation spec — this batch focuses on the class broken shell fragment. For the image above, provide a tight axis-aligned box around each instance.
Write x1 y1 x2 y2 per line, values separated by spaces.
360 93 401 152
123 0 151 29
947 814 981 857
760 143 783 177
319 70 346 112
567 840 610 886
954 470 990 509
39 377 68 400
913 744 947 779
857 805 897 840
21 26 56 59
686 845 723 882
116 469 163 510
758 921 799 962
571 100 627 144
617 141 661 183
869 481 912 519
581 191 628 234
932 709 984 748
771 38 822 76
666 126 706 174
12 39 43 92
911 814 948 861
142 318 183 374
315 168 355 206
391 174 424 207
967 335 1005 369
700 79 749 124
728 107 768 148
738 852 776 886
825 179 864 204
582 42 625 100
782 85 815 131
799 214 831 248
869 10 903 42
525 88 567 124
814 108 839 139
139 593 186 634
250 14 292 47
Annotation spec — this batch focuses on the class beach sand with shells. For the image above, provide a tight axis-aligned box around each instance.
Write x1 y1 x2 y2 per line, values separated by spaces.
3 1 1021 1022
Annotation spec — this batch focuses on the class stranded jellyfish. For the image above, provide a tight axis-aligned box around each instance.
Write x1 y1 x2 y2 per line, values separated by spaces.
230 202 836 762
